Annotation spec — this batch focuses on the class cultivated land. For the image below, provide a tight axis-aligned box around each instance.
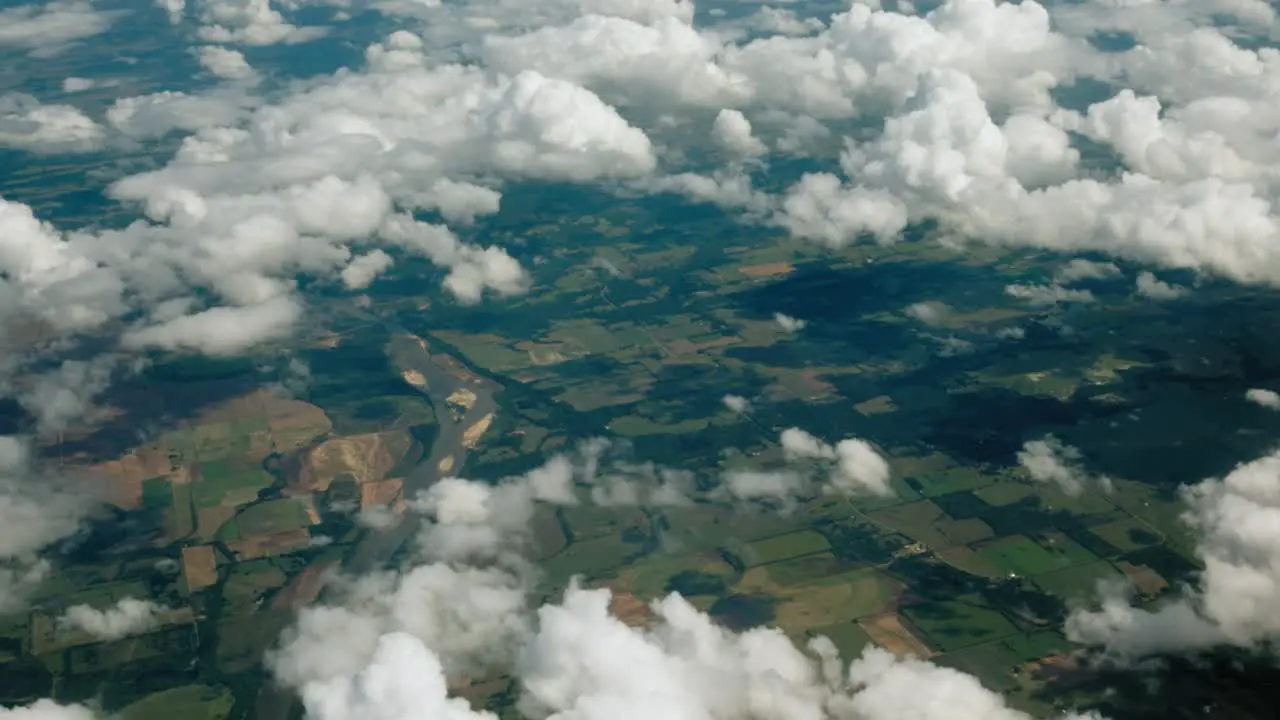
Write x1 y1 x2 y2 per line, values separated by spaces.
6 188 1273 719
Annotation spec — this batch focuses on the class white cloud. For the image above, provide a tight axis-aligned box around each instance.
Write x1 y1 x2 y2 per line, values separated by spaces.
309 582 1102 720
711 108 766 158
779 427 893 498
0 437 98 613
774 312 806 332
122 295 302 355
1016 436 1110 497
1005 283 1095 307
195 0 328 46
1069 451 1280 657
0 700 96 720
1054 259 1122 284
340 250 393 290
1134 271 1188 300
59 598 167 641
0 1 119 56
1245 388 1280 410
904 300 950 325
722 394 750 414
0 94 103 154
196 45 258 81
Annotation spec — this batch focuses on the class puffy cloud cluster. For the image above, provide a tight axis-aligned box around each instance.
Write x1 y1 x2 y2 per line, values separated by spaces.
1068 451 1280 657
1245 388 1280 411
58 597 167 641
0 94 103 154
273 440 690 692
282 434 1100 720
1016 436 1112 498
774 312 807 332
0 0 119 56
723 428 892 504
0 700 96 720
0 437 98 612
306 583 1103 720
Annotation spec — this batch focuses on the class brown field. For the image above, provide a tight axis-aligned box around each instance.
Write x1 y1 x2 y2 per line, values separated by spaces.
1116 561 1169 596
289 431 406 491
361 477 404 509
271 561 338 610
859 612 936 658
228 529 311 561
587 582 653 627
182 545 218 592
89 446 174 509
197 505 237 540
738 262 795 278
855 395 898 416
761 368 840 402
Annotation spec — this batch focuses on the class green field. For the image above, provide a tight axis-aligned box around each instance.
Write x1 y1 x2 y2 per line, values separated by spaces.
762 552 863 586
865 501 951 549
911 466 997 498
142 477 173 510
234 500 310 536
808 621 874 660
746 530 831 566
1089 518 1163 553
1033 561 1124 601
978 536 1065 576
540 534 639 588
903 597 1019 652
120 684 234 720
193 460 272 508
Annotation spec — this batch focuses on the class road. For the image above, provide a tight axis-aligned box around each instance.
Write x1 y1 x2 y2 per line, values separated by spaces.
254 328 499 720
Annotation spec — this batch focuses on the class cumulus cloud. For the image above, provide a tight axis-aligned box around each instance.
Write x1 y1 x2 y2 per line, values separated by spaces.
904 301 951 325
340 250 394 290
1055 259 1122 284
273 440 687 691
0 1 119 56
272 426 1106 720
0 94 103 154
722 394 750 414
1016 436 1110 497
774 312 806 332
722 428 892 504
0 700 96 720
1134 271 1188 300
309 582 1102 720
196 45 258 81
711 108 766 158
1005 283 1095 307
59 597 167 641
0 437 98 612
1245 388 1280 410
1068 451 1280 657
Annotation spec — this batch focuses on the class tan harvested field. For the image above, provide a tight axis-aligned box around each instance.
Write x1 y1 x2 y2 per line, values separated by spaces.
197 505 236 540
271 561 338 610
228 529 311 561
89 446 174 509
859 612 936 658
855 395 898 416
1116 561 1168 596
182 545 218 592
738 262 795 278
289 431 407 491
361 477 404 509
